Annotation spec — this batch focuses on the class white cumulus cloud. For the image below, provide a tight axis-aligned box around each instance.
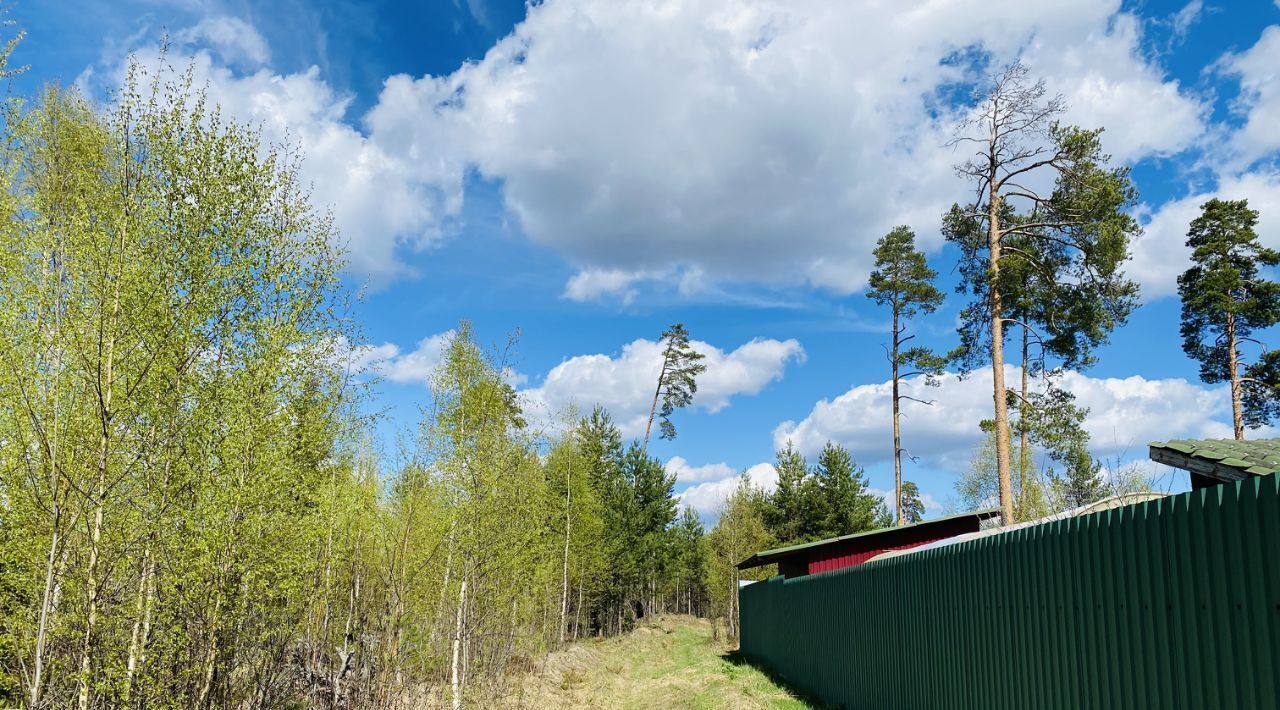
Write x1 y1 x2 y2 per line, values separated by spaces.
522 336 805 437
774 367 1234 470
336 331 456 386
677 462 778 520
175 16 271 66
1218 25 1280 168
364 0 1206 295
101 2 1219 295
666 456 737 484
562 268 659 303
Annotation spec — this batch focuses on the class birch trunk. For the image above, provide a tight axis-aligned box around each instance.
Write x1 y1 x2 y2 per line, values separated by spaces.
450 576 468 710
332 573 360 707
80 126 129 710
559 453 571 646
572 583 584 641
123 543 156 702
30 511 61 708
197 592 223 709
30 109 70 710
78 458 107 710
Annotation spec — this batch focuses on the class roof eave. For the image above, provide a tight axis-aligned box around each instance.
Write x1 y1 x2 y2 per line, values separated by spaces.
735 508 1001 570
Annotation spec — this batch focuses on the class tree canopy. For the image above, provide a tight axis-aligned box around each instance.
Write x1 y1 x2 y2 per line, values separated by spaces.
1178 198 1280 436
945 61 1139 522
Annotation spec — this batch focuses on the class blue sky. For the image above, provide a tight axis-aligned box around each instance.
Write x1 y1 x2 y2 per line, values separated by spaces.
17 0 1280 519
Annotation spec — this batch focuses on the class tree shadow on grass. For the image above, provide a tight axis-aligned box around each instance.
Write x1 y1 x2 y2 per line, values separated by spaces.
720 650 836 709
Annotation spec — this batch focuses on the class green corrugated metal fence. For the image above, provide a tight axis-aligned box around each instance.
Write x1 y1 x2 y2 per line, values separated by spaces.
739 474 1280 709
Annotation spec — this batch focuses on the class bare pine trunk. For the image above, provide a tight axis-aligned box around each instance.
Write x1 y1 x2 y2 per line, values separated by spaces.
891 307 903 526
641 358 670 456
989 191 1014 524
1019 324 1030 518
1227 312 1245 439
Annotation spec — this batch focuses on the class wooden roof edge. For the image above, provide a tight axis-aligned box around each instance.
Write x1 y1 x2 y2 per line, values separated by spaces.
1149 444 1249 481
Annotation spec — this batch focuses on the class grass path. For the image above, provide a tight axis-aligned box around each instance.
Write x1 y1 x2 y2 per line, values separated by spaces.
501 615 812 709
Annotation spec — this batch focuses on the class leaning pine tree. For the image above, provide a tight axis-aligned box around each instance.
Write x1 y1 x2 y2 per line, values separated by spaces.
1178 198 1280 437
944 62 1139 523
641 323 707 455
866 226 945 526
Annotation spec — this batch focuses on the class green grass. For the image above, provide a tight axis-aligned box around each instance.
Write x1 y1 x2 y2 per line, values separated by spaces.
503 616 814 709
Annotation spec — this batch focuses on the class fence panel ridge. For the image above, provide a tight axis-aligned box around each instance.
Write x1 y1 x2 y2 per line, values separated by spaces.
738 477 1280 709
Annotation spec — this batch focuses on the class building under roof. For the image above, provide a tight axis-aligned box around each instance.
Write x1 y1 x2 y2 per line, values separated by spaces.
1148 438 1280 489
736 509 1000 579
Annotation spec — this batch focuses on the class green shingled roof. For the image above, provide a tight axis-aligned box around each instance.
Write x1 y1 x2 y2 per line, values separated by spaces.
1148 438 1280 477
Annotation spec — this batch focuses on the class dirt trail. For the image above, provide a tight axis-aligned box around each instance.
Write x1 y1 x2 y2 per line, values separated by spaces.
499 615 811 709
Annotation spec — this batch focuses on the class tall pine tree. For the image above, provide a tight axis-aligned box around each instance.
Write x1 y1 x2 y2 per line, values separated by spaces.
946 62 1139 522
1178 198 1280 437
900 481 926 524
866 225 944 526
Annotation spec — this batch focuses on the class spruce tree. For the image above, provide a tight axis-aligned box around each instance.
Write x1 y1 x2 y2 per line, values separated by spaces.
672 508 707 615
623 444 677 619
764 442 819 543
812 443 883 538
575 408 631 633
1177 198 1280 437
867 225 944 526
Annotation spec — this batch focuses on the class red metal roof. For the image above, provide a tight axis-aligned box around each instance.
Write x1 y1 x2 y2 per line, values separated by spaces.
737 509 1000 578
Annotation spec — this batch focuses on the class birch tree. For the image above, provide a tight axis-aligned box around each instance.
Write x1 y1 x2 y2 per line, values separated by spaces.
706 478 771 640
0 59 354 705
